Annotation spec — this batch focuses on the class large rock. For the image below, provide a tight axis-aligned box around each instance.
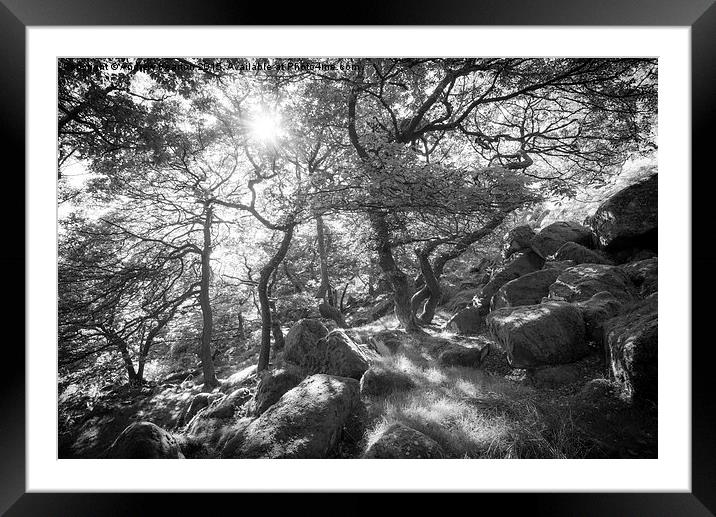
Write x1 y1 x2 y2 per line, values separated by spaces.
487 301 589 368
202 388 252 419
252 368 304 416
438 344 490 368
475 250 545 309
283 319 330 366
221 374 361 458
604 294 658 403
360 366 415 397
575 291 624 343
551 242 613 265
620 257 658 297
548 264 636 303
502 225 536 259
543 259 577 272
531 221 596 259
284 322 370 380
445 306 484 335
491 268 561 310
106 421 183 459
322 330 371 379
363 423 444 459
590 174 658 256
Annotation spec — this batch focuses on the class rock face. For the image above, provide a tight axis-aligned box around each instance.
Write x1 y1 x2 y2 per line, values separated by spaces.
360 366 415 397
590 174 658 256
181 393 211 426
543 260 577 272
548 264 636 303
575 291 624 343
446 287 482 312
284 319 330 365
363 423 444 459
551 242 613 265
438 344 490 368
531 221 596 259
491 268 561 310
620 257 658 297
487 301 589 368
445 306 484 335
604 294 658 402
475 250 545 309
221 374 361 459
252 368 304 416
284 321 370 380
106 421 183 459
502 224 536 259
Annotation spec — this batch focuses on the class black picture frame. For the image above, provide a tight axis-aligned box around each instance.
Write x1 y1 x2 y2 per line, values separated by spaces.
4 1 714 514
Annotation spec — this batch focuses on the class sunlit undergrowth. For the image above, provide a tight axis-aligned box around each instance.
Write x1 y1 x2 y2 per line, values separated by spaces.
359 350 595 459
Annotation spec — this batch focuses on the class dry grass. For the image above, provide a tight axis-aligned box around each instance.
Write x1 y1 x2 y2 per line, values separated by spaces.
359 347 593 459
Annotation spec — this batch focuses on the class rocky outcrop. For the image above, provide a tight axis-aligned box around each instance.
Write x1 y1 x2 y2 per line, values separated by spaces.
620 257 658 297
474 250 545 310
487 301 590 368
359 366 415 397
590 174 657 259
437 344 490 368
604 294 658 403
106 421 183 459
322 330 371 379
252 368 304 416
543 260 577 272
221 374 361 458
491 268 561 310
502 225 536 259
551 242 613 265
531 221 596 259
202 388 252 419
363 423 444 459
548 264 636 303
284 321 370 380
575 291 624 343
445 306 484 335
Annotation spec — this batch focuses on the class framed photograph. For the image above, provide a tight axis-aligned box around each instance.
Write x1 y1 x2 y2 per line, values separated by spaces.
6 0 714 514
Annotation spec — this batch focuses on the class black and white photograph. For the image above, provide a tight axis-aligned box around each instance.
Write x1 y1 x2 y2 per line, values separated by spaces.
57 57 658 460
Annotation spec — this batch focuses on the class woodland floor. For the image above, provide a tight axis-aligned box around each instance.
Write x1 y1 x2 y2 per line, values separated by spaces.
59 310 657 460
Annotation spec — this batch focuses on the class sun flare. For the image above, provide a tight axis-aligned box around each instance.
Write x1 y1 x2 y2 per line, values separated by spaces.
249 111 284 143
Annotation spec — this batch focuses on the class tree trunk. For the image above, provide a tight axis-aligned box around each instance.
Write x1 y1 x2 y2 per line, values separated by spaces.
237 311 245 340
113 334 139 385
368 210 421 332
200 204 219 389
269 300 285 354
257 224 295 372
415 214 507 324
314 214 334 305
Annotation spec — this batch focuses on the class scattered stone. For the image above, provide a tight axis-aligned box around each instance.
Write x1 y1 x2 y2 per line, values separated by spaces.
363 423 444 459
359 366 415 397
106 421 183 459
221 374 361 459
491 268 561 310
548 264 637 303
487 301 589 368
604 294 658 403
